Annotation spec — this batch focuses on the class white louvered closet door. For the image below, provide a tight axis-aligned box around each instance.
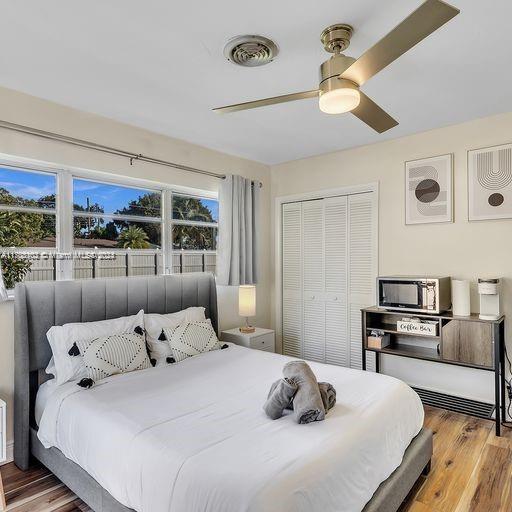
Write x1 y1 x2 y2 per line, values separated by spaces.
282 202 303 358
281 191 376 371
324 196 349 366
302 200 325 362
348 193 377 371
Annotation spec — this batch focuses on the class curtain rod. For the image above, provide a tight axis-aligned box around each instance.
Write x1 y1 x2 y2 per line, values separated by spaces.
0 119 227 180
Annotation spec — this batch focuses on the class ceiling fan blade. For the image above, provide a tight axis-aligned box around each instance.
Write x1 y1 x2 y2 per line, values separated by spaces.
213 90 319 114
351 92 398 133
341 0 459 86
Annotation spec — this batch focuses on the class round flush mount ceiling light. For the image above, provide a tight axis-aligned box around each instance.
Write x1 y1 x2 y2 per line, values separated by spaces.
318 76 360 114
319 87 360 114
223 35 279 67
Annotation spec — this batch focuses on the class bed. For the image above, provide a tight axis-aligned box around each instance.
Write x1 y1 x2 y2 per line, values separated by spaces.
14 273 432 512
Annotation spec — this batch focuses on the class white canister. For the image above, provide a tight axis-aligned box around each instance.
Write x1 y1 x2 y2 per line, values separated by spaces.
451 279 471 316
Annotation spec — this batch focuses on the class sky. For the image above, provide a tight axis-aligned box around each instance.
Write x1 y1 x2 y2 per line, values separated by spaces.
0 168 218 220
0 167 56 202
73 178 160 215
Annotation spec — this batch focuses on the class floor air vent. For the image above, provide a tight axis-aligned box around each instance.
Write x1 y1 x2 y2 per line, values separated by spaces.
412 387 495 419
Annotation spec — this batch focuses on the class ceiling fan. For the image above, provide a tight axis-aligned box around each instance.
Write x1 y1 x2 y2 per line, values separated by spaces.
213 0 459 133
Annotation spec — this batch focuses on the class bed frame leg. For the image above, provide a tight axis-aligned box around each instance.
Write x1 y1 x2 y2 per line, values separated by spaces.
422 460 431 476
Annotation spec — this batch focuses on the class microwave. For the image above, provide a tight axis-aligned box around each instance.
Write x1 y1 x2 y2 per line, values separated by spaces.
377 276 451 314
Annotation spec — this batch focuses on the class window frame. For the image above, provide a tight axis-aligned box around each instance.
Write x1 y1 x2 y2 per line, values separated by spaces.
0 153 218 283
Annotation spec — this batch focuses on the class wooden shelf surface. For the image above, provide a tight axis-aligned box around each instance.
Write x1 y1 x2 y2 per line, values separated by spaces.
362 306 504 324
365 343 440 362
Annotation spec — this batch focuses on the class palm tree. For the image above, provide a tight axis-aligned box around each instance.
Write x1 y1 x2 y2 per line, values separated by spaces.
117 226 150 249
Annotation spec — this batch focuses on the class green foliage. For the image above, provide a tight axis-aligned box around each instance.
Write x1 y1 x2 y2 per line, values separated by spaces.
37 194 56 209
117 225 150 249
0 188 55 247
0 254 32 289
115 192 161 218
172 196 216 250
172 195 214 223
172 225 217 251
0 187 54 288
73 201 104 237
115 193 161 245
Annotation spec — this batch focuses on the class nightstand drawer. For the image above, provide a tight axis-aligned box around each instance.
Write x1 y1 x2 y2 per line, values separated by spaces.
221 328 275 353
249 333 275 352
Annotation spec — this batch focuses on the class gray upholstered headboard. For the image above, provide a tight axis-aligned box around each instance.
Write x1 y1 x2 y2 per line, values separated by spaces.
13 273 218 470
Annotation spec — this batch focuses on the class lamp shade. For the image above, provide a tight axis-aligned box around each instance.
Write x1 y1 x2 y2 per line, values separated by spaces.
239 285 256 317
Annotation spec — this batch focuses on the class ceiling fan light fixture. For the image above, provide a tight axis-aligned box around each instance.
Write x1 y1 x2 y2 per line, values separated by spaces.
319 86 360 114
214 0 460 132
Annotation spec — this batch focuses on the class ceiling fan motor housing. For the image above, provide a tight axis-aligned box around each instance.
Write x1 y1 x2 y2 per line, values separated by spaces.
319 53 356 83
319 53 358 98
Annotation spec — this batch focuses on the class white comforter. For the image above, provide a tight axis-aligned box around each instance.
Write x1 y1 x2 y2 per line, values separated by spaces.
38 344 424 512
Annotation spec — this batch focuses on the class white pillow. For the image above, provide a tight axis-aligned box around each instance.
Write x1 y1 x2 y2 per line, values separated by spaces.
163 319 221 363
46 309 145 386
145 307 206 365
75 331 151 384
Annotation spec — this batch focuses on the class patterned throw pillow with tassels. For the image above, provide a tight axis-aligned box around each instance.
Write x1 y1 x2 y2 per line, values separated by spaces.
68 327 151 386
162 319 221 363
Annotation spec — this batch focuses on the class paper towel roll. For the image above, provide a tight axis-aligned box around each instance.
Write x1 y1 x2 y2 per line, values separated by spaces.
452 279 470 316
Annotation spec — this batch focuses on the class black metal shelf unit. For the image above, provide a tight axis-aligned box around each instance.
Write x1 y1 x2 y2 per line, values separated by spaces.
361 307 506 436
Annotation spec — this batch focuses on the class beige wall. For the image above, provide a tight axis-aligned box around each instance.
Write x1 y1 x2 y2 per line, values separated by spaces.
0 86 271 458
271 111 512 403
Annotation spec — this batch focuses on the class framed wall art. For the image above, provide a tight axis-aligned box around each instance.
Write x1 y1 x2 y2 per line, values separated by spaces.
468 143 512 221
405 154 453 225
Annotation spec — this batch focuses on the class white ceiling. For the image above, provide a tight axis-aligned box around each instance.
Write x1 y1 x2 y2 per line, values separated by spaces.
1 0 511 164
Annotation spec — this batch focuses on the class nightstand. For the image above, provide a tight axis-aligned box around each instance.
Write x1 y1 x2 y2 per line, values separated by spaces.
221 327 275 353
0 398 6 511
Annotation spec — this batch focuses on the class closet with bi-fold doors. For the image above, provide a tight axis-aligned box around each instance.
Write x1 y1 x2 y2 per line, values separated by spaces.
281 191 377 371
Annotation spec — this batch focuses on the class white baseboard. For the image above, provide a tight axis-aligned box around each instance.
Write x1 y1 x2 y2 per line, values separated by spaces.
1 441 13 465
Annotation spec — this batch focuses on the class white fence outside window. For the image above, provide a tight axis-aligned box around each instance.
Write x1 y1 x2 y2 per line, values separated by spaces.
14 250 216 282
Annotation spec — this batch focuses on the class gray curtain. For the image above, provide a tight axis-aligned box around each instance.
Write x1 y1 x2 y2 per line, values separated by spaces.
217 174 260 286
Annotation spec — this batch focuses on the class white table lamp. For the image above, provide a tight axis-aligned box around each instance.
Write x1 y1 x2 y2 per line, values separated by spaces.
239 285 256 333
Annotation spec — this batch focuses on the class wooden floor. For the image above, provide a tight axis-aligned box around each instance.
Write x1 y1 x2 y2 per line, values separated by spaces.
1 406 511 512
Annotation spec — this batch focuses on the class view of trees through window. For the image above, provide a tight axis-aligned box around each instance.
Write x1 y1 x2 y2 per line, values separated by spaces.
0 167 219 288
172 194 218 251
0 168 57 288
73 179 162 249
0 168 57 248
0 190 56 247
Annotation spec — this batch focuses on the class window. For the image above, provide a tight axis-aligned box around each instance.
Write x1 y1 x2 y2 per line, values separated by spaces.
0 167 57 287
0 159 218 288
172 194 218 251
0 167 57 247
72 179 162 249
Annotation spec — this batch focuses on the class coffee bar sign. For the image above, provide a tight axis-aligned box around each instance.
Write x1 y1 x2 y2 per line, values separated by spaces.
397 320 437 336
